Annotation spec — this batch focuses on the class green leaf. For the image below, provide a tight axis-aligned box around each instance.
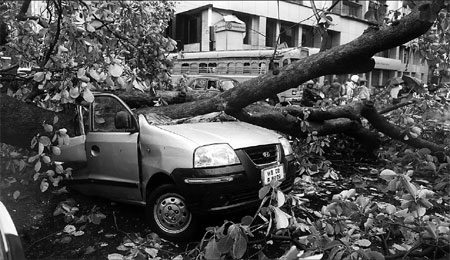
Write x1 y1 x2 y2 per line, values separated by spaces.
39 136 51 146
46 170 55 177
33 72 45 82
240 215 253 226
78 75 90 82
42 155 51 164
232 234 247 259
276 190 285 207
43 123 53 132
84 246 96 255
354 239 371 247
31 136 38 149
52 146 61 156
105 76 115 87
273 207 290 229
117 76 126 88
86 23 95 32
90 20 103 29
108 253 125 260
133 80 144 92
13 190 20 200
40 178 49 192
417 148 431 155
204 239 221 260
144 248 158 258
109 64 123 77
55 163 64 174
89 69 101 82
258 185 270 199
58 45 68 52
70 87 80 98
216 235 233 254
83 88 95 103
380 169 397 181
77 68 86 78
385 204 396 214
63 134 70 145
35 160 42 172
19 160 26 172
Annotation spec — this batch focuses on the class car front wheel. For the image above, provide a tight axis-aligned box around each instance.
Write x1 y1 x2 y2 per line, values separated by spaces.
146 184 197 241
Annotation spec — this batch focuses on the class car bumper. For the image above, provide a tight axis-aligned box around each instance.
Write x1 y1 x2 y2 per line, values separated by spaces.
171 153 297 215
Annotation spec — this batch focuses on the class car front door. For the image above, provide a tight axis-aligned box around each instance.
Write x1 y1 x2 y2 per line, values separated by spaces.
85 94 141 202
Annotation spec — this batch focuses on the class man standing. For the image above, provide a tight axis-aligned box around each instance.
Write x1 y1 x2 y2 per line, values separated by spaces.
354 78 370 100
342 75 359 103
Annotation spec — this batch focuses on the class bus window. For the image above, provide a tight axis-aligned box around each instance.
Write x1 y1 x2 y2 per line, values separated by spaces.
199 63 208 73
208 63 217 73
217 63 227 74
259 62 267 74
236 62 244 74
227 63 235 74
181 63 190 73
190 63 199 74
243 62 251 74
251 62 259 74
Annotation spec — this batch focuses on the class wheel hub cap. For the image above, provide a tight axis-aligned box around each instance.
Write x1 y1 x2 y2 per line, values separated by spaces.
155 196 191 233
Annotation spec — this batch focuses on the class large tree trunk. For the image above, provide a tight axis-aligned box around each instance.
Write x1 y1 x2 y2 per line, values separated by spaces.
0 95 75 149
0 1 447 156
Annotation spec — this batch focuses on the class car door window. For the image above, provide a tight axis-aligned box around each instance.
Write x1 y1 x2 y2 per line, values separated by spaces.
93 96 133 132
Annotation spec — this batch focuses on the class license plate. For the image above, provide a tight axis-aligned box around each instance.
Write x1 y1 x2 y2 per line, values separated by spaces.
261 165 285 185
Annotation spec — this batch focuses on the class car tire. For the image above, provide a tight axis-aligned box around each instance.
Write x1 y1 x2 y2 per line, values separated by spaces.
146 184 197 241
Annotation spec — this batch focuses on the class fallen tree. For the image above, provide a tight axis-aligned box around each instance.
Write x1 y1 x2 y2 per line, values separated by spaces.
0 0 448 157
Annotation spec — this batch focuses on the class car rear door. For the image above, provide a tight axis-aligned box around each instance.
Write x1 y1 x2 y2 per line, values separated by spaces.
85 94 141 202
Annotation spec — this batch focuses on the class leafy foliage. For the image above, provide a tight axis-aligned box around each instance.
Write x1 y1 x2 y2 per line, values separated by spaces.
1 1 176 108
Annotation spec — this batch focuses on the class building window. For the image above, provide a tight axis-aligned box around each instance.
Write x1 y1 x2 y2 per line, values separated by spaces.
228 63 236 74
199 63 208 73
181 63 190 73
235 13 252 45
332 0 363 19
187 16 200 44
280 21 298 47
266 18 277 47
400 46 410 63
301 25 319 48
176 14 201 47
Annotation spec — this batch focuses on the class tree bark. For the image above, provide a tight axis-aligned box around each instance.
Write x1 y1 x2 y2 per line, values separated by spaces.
0 95 75 149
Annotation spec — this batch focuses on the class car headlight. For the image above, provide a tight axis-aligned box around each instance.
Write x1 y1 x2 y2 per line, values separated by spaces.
279 137 294 155
194 144 240 168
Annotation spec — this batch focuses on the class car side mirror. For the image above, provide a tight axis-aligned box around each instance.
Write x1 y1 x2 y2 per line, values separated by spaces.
115 111 134 130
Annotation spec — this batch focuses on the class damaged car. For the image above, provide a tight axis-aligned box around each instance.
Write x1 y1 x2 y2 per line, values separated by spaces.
54 92 297 241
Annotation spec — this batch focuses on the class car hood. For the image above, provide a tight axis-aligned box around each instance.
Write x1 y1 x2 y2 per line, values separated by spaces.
157 122 281 149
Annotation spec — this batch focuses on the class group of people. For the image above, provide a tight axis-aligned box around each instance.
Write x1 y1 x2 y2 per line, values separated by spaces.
301 75 371 107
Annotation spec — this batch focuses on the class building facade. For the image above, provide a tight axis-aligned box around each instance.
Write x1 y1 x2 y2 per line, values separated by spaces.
167 0 429 88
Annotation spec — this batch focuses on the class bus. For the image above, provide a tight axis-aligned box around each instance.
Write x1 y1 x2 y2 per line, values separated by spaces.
167 47 309 103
